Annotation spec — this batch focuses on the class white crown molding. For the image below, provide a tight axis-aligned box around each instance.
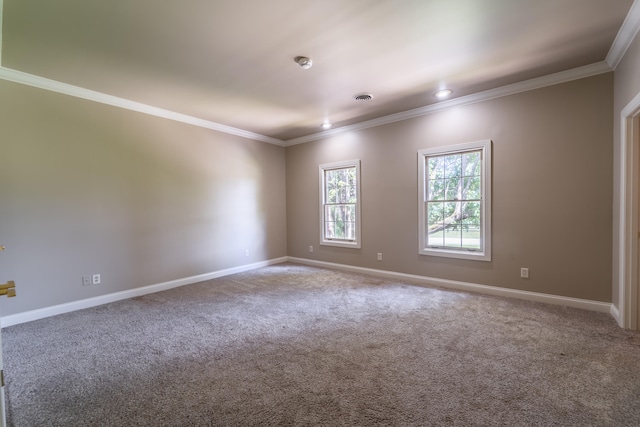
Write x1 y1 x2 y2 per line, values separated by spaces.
0 66 286 147
0 0 630 147
606 0 640 69
288 257 613 314
285 61 613 146
0 257 288 327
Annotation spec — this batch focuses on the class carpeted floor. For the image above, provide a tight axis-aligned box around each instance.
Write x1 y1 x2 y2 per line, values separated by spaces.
2 263 640 426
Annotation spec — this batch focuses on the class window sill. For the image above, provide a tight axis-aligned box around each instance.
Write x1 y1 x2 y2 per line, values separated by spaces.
420 247 491 261
321 240 361 249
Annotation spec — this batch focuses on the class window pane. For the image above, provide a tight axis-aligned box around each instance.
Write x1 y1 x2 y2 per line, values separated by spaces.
325 221 336 239
428 229 444 246
445 178 460 201
444 201 458 221
338 206 347 238
334 217 345 238
338 186 346 203
325 170 336 203
341 205 349 223
347 186 356 203
325 205 333 222
325 204 357 240
444 226 462 248
464 152 481 176
345 221 355 240
444 154 462 178
427 202 444 227
462 202 481 224
461 224 481 249
462 177 481 200
429 157 445 180
324 205 336 238
347 170 356 191
429 178 445 201
347 205 355 221
324 222 331 238
325 167 357 205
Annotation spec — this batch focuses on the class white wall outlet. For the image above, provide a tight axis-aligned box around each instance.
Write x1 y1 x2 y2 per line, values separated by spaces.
82 276 91 286
309 246 314 253
377 253 383 261
92 274 101 285
244 249 249 257
520 268 529 279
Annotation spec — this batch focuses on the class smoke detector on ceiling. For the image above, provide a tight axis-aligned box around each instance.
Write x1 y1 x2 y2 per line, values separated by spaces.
294 56 313 69
353 93 374 101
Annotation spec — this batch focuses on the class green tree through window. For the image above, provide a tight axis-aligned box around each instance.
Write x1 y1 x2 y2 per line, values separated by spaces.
426 150 481 249
324 167 357 240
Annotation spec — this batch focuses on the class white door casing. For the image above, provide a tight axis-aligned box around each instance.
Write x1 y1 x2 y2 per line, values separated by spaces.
617 91 640 329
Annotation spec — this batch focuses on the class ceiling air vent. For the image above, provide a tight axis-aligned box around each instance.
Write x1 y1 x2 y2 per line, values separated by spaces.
353 93 374 101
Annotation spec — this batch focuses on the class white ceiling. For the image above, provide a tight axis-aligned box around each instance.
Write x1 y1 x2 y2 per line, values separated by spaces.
0 0 635 141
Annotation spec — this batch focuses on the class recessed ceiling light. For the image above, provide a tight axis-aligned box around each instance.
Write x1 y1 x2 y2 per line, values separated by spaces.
434 89 452 99
321 122 333 130
353 93 374 101
294 56 313 69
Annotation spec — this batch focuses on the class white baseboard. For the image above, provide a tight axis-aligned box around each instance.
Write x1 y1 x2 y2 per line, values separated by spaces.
288 257 613 314
1 257 288 328
610 304 623 327
3 256 613 328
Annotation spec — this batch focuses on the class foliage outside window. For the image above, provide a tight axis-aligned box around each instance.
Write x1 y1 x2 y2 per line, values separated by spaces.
418 141 491 261
319 160 361 248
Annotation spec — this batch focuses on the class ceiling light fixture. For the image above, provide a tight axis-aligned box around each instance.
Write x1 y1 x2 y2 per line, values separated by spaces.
434 89 453 99
294 56 313 69
321 122 332 130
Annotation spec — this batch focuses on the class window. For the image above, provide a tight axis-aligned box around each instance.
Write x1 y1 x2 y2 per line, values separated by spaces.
319 160 361 248
418 140 491 261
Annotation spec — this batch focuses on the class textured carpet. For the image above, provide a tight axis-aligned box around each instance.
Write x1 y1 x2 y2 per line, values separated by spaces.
3 263 640 426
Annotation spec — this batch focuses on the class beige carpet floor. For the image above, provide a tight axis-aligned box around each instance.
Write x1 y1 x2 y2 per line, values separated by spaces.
3 263 640 426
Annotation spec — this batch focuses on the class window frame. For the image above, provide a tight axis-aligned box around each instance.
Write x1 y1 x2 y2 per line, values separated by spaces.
418 140 492 261
319 159 362 249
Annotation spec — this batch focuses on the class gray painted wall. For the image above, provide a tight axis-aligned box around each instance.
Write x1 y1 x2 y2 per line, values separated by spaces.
287 74 613 303
0 80 287 316
0 69 620 318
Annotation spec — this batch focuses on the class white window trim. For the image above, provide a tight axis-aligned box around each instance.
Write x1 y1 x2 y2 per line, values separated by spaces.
319 159 362 249
418 140 492 261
